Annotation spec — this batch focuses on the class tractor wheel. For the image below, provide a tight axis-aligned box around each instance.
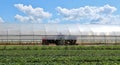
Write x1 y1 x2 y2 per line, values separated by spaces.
42 40 49 45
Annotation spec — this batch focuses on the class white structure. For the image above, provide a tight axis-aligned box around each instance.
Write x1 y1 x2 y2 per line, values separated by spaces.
0 23 120 44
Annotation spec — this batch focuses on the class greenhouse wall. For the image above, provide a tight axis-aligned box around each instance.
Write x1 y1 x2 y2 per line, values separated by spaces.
0 23 120 45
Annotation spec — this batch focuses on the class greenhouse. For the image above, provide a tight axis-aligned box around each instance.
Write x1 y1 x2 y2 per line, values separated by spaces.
0 23 120 45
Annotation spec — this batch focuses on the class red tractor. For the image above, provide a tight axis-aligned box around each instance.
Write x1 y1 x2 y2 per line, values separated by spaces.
42 34 76 45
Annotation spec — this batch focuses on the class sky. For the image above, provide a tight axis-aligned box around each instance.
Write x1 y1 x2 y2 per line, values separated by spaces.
0 0 120 24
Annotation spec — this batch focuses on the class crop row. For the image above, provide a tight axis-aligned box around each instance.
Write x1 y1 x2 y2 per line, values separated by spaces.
0 62 120 65
0 45 120 65
0 45 120 50
0 56 120 65
0 55 120 62
0 50 120 56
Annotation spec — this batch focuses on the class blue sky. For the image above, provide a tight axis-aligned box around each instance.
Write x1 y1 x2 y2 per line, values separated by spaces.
0 0 120 24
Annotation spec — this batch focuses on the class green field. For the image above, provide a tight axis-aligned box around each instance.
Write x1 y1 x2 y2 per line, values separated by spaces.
0 45 120 65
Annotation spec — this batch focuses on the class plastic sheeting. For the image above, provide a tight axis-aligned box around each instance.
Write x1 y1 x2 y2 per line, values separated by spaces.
1 24 120 35
0 23 120 42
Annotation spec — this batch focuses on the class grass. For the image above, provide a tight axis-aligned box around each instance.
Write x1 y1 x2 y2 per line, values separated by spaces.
0 45 120 65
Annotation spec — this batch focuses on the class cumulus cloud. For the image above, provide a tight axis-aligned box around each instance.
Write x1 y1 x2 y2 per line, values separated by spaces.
56 4 120 24
14 4 52 23
0 17 5 23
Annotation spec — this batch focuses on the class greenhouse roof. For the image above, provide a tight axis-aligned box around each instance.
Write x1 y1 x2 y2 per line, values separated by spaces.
0 23 120 36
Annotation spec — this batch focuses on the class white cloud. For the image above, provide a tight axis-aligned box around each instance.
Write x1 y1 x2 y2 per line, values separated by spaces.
15 14 29 22
14 4 52 23
48 18 61 23
14 4 120 24
0 17 5 23
56 4 120 24
98 4 116 15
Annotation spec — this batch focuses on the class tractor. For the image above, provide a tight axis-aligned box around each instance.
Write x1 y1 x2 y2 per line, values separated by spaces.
42 34 76 45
